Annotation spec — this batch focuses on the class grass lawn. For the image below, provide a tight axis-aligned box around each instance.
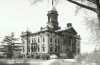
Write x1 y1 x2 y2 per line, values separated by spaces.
0 59 31 65
0 58 48 65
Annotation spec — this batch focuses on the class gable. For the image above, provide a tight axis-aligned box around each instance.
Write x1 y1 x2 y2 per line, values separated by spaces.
67 27 77 35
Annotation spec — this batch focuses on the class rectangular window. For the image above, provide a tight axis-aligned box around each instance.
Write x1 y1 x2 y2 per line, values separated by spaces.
50 38 52 42
50 47 53 52
43 37 45 42
58 39 59 44
31 45 33 52
31 43 37 52
28 47 30 52
38 37 40 43
55 46 57 52
55 39 57 43
32 38 34 43
42 44 45 52
23 47 25 52
49 44 53 52
33 38 36 42
38 45 40 52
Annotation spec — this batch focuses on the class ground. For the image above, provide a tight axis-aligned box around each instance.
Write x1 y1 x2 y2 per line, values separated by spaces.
0 59 79 65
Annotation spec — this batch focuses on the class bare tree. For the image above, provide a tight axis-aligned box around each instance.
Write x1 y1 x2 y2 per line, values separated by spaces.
67 0 100 25
67 0 100 49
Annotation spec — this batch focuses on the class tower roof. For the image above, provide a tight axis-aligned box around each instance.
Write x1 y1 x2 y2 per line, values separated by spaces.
51 0 57 11
52 6 57 11
48 6 58 15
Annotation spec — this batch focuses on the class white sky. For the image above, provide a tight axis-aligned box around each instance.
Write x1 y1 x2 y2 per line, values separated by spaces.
0 0 98 53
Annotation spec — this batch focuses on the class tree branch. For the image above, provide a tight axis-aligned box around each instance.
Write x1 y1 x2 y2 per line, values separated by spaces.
87 0 97 4
67 0 97 13
96 0 100 16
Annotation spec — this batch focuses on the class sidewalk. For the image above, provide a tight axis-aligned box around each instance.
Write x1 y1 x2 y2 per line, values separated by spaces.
41 59 78 65
41 59 56 65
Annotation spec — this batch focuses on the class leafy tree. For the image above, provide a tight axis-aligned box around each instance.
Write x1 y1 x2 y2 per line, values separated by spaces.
2 33 19 58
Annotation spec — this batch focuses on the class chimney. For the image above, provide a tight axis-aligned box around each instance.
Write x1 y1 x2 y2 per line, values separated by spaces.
67 23 72 29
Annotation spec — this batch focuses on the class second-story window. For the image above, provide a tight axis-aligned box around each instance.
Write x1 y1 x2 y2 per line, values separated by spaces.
31 43 37 52
42 44 46 52
38 37 40 43
31 45 34 52
49 44 53 52
55 45 58 52
32 38 34 43
58 39 59 44
23 47 25 52
55 39 57 43
32 38 36 42
43 37 45 42
50 38 52 43
37 45 40 52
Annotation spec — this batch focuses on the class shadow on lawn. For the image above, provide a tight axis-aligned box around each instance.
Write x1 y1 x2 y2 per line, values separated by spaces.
0 59 30 65
0 63 29 65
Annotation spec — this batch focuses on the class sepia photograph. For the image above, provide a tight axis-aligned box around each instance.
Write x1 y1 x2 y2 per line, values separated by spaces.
0 0 99 65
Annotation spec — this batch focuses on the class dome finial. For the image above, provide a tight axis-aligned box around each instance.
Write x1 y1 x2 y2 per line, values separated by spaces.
51 0 56 11
52 0 53 7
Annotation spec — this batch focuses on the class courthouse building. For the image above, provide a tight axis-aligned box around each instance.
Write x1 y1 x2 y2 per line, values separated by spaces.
21 7 80 59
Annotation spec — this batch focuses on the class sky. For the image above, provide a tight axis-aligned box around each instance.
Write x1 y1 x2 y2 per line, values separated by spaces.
0 0 98 53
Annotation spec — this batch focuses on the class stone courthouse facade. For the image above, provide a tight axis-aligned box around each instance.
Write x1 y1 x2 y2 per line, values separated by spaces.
21 7 80 59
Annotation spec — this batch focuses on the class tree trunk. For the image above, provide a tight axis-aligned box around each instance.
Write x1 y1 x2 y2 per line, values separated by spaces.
95 8 100 50
96 0 100 26
97 10 100 27
67 0 100 50
98 16 100 26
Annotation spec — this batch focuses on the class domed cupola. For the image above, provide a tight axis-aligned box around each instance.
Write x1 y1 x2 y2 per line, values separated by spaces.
47 4 60 30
